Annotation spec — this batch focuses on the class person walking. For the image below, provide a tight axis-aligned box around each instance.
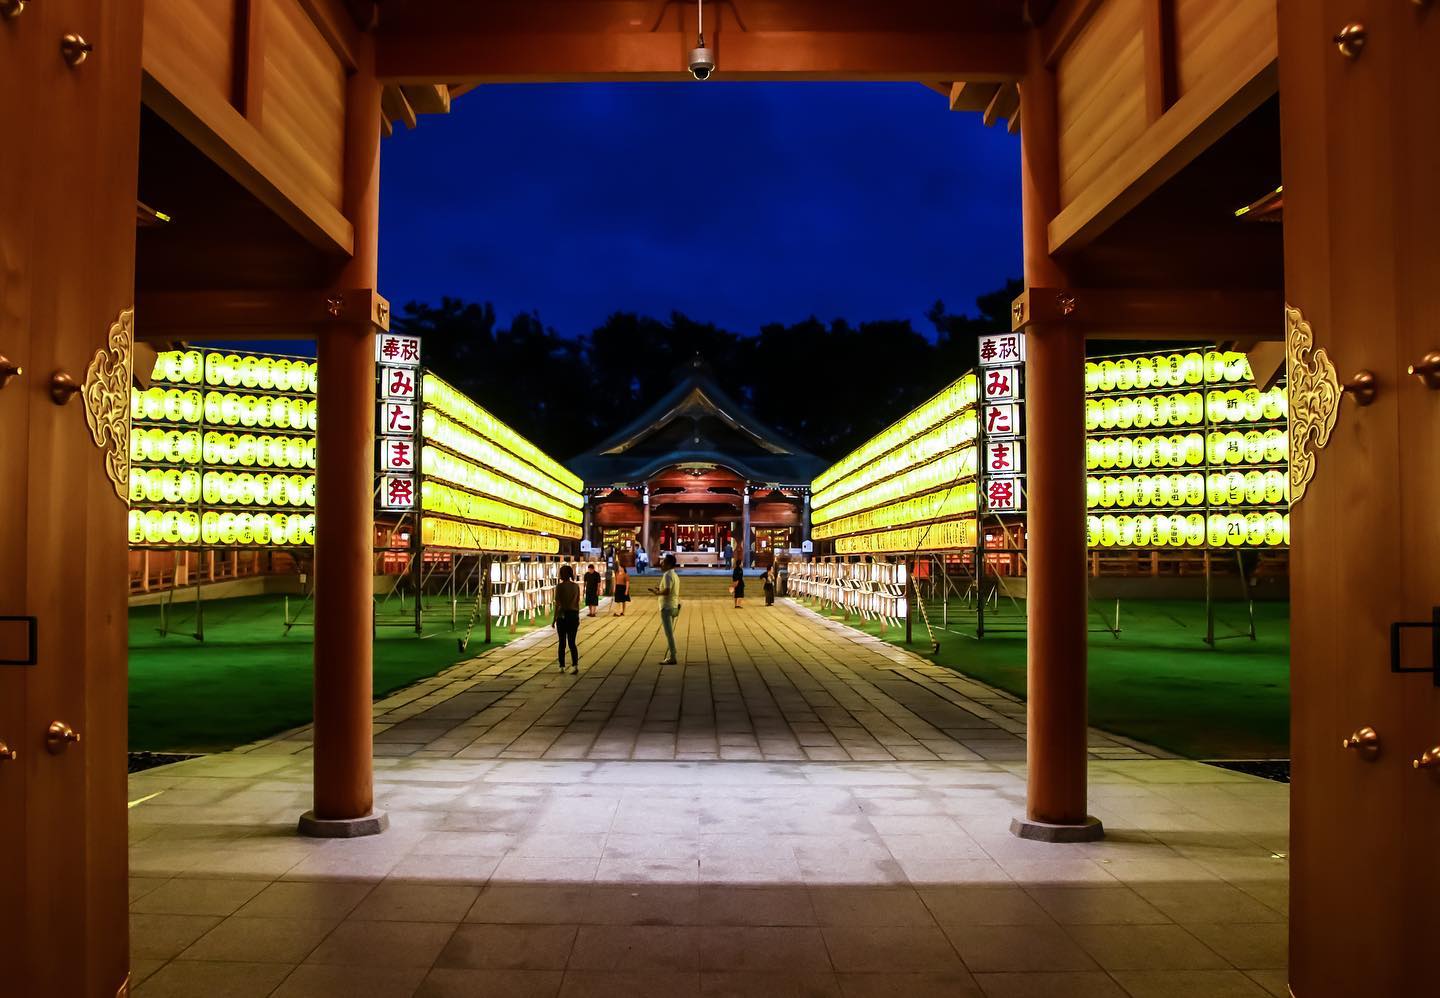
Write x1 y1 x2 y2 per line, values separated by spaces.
613 562 630 616
651 554 681 665
583 563 602 617
730 557 745 609
763 564 776 606
554 564 581 674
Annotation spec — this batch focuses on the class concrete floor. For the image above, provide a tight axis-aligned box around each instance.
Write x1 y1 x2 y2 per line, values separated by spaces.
126 598 1290 998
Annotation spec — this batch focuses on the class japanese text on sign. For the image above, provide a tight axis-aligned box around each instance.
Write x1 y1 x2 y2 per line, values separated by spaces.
380 475 417 510
381 438 415 472
985 440 1022 475
983 367 1018 402
376 334 422 367
382 402 416 435
985 477 1024 512
984 403 1018 436
978 333 1025 367
381 366 417 401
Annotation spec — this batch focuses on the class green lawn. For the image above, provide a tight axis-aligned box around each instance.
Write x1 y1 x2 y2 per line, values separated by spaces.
805 597 1289 760
128 595 545 752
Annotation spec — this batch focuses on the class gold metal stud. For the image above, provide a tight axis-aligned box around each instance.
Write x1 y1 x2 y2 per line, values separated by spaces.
45 721 80 754
1341 725 1380 752
1407 351 1440 389
1341 370 1378 406
1334 22 1367 59
60 33 92 67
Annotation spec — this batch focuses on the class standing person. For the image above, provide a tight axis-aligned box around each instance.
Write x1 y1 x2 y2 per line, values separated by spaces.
650 554 681 665
763 564 776 606
612 562 630 616
730 557 745 609
553 564 581 674
583 563 602 617
635 547 648 574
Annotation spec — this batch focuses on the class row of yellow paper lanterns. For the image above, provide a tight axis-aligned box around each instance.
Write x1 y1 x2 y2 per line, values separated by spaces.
812 409 978 512
835 516 977 554
130 429 316 469
815 481 977 541
421 446 583 525
1085 387 1287 431
421 515 561 555
151 350 318 393
422 409 583 510
129 509 316 546
1084 351 1252 393
423 374 583 494
1086 429 1287 470
129 468 316 507
131 388 316 431
814 373 977 494
1087 470 1289 509
421 480 582 540
813 446 978 527
1088 511 1290 548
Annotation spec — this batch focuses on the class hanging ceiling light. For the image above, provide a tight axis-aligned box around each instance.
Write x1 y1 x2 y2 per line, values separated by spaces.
688 0 715 79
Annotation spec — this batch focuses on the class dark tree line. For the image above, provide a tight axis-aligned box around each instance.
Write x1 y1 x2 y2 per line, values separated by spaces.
395 278 1021 462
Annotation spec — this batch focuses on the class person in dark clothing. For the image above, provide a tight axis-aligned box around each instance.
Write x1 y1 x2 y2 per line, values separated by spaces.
583 564 602 617
731 561 745 609
763 565 776 606
554 565 581 674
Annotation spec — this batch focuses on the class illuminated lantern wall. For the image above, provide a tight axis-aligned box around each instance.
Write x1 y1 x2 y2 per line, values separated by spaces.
810 374 980 554
419 373 583 555
129 349 318 547
1086 350 1289 549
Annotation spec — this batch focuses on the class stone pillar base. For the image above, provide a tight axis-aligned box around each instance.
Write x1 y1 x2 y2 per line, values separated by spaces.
1010 815 1104 843
297 809 389 838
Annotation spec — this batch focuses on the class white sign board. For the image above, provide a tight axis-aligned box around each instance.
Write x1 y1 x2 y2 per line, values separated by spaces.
985 439 1023 476
982 366 1019 402
983 476 1024 513
380 438 417 472
983 402 1019 437
380 474 417 510
376 333 422 367
380 401 416 436
978 332 1026 367
381 366 418 401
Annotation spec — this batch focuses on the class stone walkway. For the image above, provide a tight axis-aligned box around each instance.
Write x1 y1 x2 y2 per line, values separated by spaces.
238 597 1160 764
125 597 1290 998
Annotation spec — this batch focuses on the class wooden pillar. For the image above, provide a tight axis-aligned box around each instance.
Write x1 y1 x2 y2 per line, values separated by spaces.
1012 30 1100 841
303 31 386 836
1280 3 1439 993
0 3 143 994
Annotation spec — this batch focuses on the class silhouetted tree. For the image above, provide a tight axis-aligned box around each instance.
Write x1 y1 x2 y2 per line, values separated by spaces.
396 277 1021 461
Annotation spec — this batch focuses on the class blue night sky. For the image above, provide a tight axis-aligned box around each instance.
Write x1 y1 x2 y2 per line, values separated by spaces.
378 82 1022 338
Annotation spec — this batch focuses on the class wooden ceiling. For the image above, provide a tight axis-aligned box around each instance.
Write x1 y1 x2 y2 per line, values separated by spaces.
367 0 1047 84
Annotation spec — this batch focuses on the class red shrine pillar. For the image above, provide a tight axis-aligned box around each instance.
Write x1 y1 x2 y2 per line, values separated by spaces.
1012 31 1101 842
302 33 386 837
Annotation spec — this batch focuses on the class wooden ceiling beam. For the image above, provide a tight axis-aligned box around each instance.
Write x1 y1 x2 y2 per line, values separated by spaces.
982 83 1019 128
1011 287 1285 341
949 81 1001 112
134 288 390 342
376 30 1026 84
401 83 452 115
381 85 418 130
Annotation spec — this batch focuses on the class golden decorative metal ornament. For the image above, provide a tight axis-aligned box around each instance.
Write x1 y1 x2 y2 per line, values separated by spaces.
82 307 134 502
1285 304 1340 506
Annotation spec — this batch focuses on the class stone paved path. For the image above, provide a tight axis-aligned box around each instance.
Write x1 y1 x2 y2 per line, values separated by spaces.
244 596 1159 764
125 596 1288 998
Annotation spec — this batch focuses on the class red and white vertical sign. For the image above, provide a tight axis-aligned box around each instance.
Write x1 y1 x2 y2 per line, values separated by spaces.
979 334 1025 514
376 335 421 511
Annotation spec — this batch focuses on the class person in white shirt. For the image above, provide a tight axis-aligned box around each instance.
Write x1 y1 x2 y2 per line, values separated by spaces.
651 554 681 665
